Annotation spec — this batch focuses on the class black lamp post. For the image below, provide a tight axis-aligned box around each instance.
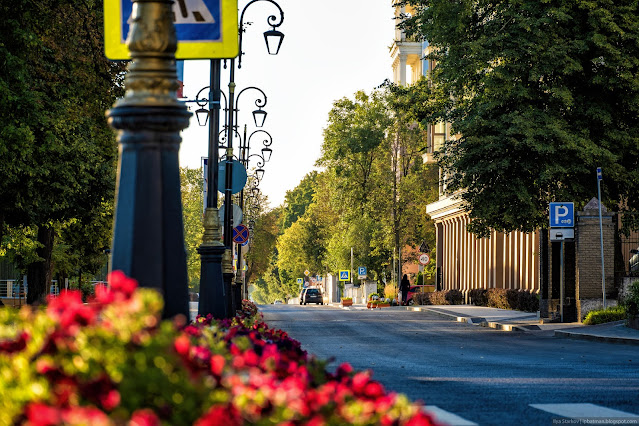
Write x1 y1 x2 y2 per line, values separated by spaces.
234 127 273 299
220 0 283 312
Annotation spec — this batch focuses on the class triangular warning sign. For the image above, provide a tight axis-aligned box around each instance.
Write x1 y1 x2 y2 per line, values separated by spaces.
173 0 215 24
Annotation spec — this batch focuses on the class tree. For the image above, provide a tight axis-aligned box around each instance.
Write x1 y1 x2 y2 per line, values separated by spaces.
180 167 204 290
280 171 318 230
317 91 392 211
399 0 639 236
0 0 125 302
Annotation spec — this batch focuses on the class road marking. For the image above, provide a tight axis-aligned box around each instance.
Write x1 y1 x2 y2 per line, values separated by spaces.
423 406 478 425
530 403 639 419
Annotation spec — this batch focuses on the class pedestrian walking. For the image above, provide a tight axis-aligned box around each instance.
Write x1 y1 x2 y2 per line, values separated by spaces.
399 274 410 306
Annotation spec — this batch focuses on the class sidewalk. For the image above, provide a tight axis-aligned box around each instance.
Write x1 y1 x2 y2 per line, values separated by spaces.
334 303 639 345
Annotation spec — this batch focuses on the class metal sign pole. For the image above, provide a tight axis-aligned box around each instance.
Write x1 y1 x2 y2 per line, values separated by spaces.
597 167 606 309
560 240 564 323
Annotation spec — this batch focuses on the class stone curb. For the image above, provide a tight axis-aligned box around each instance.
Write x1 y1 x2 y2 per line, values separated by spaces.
329 304 639 345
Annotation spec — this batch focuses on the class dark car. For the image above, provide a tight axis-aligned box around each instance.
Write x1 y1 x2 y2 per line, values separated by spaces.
300 288 324 305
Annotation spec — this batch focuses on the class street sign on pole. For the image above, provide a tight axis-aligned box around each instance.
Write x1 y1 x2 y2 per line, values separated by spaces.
418 253 431 265
218 160 248 194
549 202 575 228
357 266 367 280
296 278 303 285
232 224 249 244
338 270 350 281
104 0 239 59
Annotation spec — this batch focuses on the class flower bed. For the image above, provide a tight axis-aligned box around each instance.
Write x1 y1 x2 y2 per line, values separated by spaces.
0 271 438 425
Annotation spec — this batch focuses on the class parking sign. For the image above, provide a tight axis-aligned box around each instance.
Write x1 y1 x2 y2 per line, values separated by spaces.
549 202 575 228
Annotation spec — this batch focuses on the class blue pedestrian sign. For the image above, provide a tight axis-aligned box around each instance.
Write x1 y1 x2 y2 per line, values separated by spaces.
597 167 603 181
104 0 239 59
549 202 575 228
338 270 350 281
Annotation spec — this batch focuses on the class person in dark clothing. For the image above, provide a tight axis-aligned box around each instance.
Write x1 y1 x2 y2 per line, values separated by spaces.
399 274 410 306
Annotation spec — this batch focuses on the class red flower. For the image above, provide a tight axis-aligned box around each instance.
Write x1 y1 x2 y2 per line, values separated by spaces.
210 354 225 376
25 403 62 426
129 409 161 426
173 334 191 356
405 411 438 426
194 405 241 426
100 389 121 411
0 331 29 354
107 270 138 300
61 406 111 425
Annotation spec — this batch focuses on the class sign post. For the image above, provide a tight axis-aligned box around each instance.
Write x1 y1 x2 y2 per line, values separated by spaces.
597 167 606 309
549 202 575 322
338 270 350 282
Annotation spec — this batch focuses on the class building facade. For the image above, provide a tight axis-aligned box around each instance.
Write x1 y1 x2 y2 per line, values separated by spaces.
391 2 540 296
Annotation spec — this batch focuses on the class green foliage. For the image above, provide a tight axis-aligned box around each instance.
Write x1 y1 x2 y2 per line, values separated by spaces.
399 0 639 236
180 167 204 290
0 0 125 300
583 306 627 325
280 172 318 230
623 281 639 317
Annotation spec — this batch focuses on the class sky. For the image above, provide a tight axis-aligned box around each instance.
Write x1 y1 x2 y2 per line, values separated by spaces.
179 0 396 208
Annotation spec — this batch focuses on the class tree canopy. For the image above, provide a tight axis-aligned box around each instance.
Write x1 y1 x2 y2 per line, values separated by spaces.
0 0 125 301
399 0 639 236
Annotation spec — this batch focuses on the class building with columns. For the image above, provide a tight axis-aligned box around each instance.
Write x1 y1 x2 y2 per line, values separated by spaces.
391 2 540 296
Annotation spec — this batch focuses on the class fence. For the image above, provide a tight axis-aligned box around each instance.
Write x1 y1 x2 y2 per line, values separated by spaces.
616 213 639 279
0 278 61 307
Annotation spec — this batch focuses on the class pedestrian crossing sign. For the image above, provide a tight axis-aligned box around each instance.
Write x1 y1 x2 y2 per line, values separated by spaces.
104 0 239 59
338 270 350 281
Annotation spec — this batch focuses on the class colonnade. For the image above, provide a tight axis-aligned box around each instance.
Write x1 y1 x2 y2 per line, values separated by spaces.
436 214 540 294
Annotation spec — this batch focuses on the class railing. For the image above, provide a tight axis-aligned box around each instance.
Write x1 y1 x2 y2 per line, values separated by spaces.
0 279 61 307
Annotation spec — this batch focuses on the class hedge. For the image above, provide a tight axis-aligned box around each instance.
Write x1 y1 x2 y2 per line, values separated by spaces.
0 271 437 425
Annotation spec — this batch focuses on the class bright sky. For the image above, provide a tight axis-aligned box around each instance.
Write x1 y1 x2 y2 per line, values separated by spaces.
179 0 395 208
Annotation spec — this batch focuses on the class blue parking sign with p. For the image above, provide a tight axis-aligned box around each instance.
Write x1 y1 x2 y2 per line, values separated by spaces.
549 202 574 228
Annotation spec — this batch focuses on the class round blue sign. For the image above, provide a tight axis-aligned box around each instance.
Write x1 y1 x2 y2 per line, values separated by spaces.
218 160 248 194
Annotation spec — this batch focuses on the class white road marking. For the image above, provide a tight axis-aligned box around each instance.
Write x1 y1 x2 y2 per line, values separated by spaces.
530 403 639 419
423 406 478 426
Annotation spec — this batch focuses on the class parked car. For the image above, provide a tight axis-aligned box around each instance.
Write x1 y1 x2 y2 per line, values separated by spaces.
299 287 324 305
274 300 283 304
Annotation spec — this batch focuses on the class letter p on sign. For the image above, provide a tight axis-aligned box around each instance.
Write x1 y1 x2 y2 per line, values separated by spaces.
549 202 574 227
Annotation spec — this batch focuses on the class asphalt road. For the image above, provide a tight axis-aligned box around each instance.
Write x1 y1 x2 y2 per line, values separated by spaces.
261 304 639 426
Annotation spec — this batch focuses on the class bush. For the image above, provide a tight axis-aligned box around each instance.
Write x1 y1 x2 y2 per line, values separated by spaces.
412 293 430 305
583 306 627 325
384 284 398 300
469 289 487 306
517 290 539 312
486 288 509 309
623 281 639 318
445 289 464 305
0 271 436 425
423 290 463 305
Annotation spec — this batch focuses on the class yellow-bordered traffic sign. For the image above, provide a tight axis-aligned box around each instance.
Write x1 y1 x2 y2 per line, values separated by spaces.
104 0 239 60
338 270 350 281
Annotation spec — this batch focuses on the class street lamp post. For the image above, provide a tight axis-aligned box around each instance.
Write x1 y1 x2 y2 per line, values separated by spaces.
193 59 230 319
220 0 284 312
235 126 273 300
107 0 190 319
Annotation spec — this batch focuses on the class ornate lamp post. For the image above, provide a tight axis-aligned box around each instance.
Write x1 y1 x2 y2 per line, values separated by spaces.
234 127 273 299
220 0 284 312
107 0 190 319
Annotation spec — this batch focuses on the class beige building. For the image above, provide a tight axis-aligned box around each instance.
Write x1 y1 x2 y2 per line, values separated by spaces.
391 2 540 296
